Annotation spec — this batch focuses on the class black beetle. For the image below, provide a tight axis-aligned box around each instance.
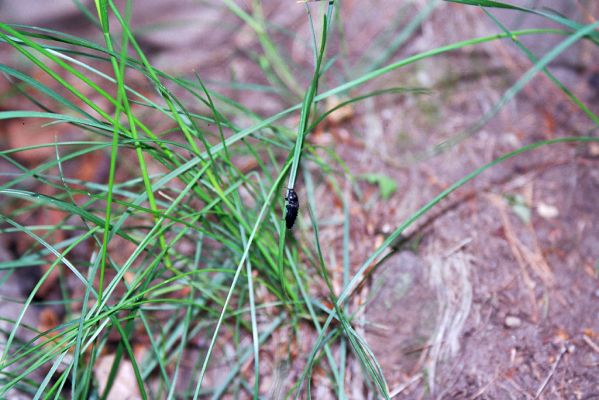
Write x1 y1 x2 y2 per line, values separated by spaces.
285 189 299 229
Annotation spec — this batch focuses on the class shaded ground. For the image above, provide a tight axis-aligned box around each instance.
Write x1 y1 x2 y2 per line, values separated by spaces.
1 0 598 399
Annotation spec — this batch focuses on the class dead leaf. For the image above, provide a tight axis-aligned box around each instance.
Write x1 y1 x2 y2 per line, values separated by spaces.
38 308 60 333
325 95 354 125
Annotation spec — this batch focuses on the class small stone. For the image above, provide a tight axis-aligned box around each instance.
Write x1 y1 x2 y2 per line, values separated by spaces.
381 223 393 234
504 316 522 329
589 142 599 157
537 202 559 219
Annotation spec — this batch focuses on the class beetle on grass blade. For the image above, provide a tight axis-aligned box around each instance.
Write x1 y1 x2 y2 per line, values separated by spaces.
285 188 299 229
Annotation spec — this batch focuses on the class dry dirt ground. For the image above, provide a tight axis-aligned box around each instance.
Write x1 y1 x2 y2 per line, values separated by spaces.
1 0 599 399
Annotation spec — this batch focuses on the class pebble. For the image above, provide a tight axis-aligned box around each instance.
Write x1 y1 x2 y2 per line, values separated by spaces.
504 316 522 329
537 202 559 219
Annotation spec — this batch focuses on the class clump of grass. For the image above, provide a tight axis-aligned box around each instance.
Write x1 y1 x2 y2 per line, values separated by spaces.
1 0 598 398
